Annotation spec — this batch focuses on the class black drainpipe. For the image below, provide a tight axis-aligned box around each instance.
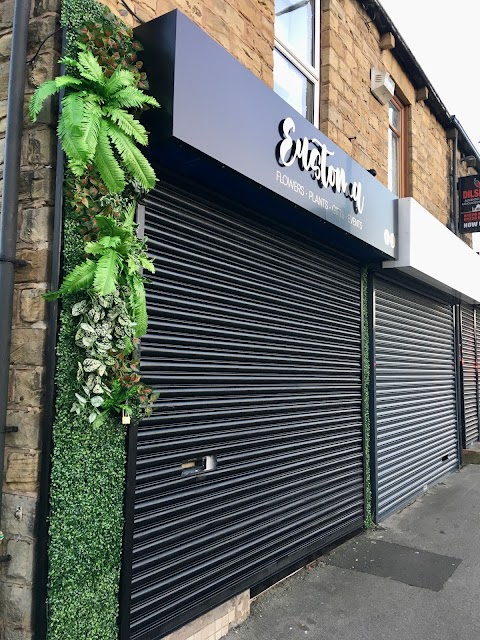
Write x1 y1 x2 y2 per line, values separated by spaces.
447 122 459 236
0 0 32 555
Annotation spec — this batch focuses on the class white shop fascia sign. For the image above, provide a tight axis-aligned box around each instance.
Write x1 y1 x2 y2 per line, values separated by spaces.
383 197 480 304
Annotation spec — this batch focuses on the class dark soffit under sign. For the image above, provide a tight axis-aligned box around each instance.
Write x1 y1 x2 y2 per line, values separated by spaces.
459 175 480 233
135 10 397 259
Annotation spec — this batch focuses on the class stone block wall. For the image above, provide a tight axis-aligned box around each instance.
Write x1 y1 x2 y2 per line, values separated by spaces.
100 0 274 86
0 1 60 638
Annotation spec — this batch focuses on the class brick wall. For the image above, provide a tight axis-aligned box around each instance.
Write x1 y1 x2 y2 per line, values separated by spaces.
100 0 274 86
0 1 60 638
319 0 473 227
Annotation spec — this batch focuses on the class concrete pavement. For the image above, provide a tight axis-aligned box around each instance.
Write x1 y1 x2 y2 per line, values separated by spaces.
225 465 480 640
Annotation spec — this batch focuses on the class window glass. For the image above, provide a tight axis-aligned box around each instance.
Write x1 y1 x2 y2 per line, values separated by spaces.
275 0 314 67
388 98 405 196
389 101 400 132
274 49 314 121
388 128 399 195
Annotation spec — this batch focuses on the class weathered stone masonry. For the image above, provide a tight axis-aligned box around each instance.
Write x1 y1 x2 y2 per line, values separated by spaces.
0 1 60 638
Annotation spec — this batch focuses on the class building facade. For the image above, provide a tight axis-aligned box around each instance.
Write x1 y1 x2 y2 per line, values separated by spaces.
1 1 480 640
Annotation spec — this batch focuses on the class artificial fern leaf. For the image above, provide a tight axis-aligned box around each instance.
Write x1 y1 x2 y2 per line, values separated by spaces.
43 289 62 301
68 159 87 177
59 259 97 295
81 100 102 161
111 86 159 109
95 120 125 193
29 80 60 121
94 215 119 236
127 255 138 275
61 92 84 132
129 275 148 337
93 249 121 296
108 124 156 190
77 51 105 85
104 68 136 96
104 107 148 145
99 235 122 248
123 203 136 231
58 56 79 69
58 94 88 167
140 255 155 273
84 241 105 255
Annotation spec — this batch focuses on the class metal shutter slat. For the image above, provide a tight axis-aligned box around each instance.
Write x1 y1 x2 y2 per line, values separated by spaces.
461 306 479 446
124 184 364 640
374 279 458 521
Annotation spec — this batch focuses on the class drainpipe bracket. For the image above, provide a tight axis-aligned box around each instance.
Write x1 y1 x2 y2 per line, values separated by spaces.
0 256 28 267
3 426 19 433
0 555 12 563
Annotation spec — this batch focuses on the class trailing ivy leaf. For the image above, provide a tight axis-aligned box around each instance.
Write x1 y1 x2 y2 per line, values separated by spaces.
93 249 121 296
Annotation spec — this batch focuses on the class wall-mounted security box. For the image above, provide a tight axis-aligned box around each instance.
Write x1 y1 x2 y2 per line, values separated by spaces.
371 68 395 105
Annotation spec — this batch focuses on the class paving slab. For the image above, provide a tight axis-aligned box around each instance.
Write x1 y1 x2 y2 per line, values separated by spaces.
225 466 480 640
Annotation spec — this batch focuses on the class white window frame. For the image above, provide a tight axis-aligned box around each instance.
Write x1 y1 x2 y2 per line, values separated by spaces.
274 0 320 127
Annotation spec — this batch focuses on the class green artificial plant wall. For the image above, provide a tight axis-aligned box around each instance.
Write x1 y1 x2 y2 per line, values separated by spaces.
45 1 158 638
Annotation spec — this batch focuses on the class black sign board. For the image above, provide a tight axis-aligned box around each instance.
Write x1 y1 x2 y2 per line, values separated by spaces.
136 11 397 258
459 175 480 233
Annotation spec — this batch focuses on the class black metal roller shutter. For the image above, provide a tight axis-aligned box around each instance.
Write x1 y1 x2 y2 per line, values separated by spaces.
461 306 479 447
127 183 364 640
374 278 458 521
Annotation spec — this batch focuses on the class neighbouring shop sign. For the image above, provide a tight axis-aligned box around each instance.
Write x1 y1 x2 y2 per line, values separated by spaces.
459 175 480 233
136 10 398 258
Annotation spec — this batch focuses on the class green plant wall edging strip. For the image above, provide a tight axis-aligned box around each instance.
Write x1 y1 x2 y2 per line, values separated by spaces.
362 266 373 528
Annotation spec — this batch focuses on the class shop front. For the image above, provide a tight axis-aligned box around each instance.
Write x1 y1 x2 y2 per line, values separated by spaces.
372 198 480 521
120 11 397 640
